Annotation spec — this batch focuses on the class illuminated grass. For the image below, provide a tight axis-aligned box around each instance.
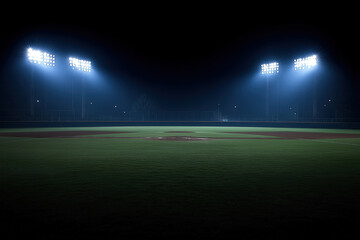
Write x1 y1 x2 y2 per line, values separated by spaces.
1 126 360 238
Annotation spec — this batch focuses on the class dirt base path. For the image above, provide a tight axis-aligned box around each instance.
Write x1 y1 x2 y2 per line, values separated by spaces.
2 131 360 141
225 131 360 139
0 131 134 138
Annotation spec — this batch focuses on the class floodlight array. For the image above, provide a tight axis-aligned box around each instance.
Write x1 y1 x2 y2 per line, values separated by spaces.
294 55 317 70
27 48 55 67
69 57 91 72
261 62 279 75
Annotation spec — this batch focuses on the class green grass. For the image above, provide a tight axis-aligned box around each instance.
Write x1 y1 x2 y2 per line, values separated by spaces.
1 126 360 239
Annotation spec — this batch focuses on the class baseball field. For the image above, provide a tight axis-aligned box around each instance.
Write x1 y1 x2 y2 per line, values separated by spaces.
1 126 360 239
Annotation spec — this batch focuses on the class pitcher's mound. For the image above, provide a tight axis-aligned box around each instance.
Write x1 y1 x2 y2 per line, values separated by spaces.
165 131 195 133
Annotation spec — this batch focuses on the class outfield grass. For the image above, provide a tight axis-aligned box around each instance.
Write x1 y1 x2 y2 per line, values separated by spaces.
1 126 360 239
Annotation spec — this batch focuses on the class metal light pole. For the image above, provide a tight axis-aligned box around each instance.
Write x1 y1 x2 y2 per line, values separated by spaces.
313 71 317 119
82 75 85 120
30 65 35 119
266 75 269 120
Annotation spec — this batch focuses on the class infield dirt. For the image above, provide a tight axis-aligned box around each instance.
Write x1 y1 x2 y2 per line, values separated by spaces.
2 130 360 141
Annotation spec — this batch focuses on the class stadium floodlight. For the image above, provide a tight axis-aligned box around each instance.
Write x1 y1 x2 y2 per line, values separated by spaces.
261 62 279 75
27 48 55 67
294 55 317 70
69 57 91 72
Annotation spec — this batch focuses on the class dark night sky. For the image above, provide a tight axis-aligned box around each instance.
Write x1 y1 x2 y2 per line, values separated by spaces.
0 15 359 118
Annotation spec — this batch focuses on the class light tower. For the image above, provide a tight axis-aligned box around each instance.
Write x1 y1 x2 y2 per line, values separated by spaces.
294 55 318 119
27 48 56 119
69 57 91 120
261 62 279 120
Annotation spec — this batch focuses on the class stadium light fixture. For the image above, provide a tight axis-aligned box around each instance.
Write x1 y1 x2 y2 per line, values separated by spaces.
27 48 55 67
69 57 91 72
294 55 317 70
261 62 279 75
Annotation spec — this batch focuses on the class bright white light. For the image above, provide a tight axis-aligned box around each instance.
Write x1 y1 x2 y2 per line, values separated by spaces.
27 48 55 67
294 55 317 70
69 57 91 72
261 62 279 75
